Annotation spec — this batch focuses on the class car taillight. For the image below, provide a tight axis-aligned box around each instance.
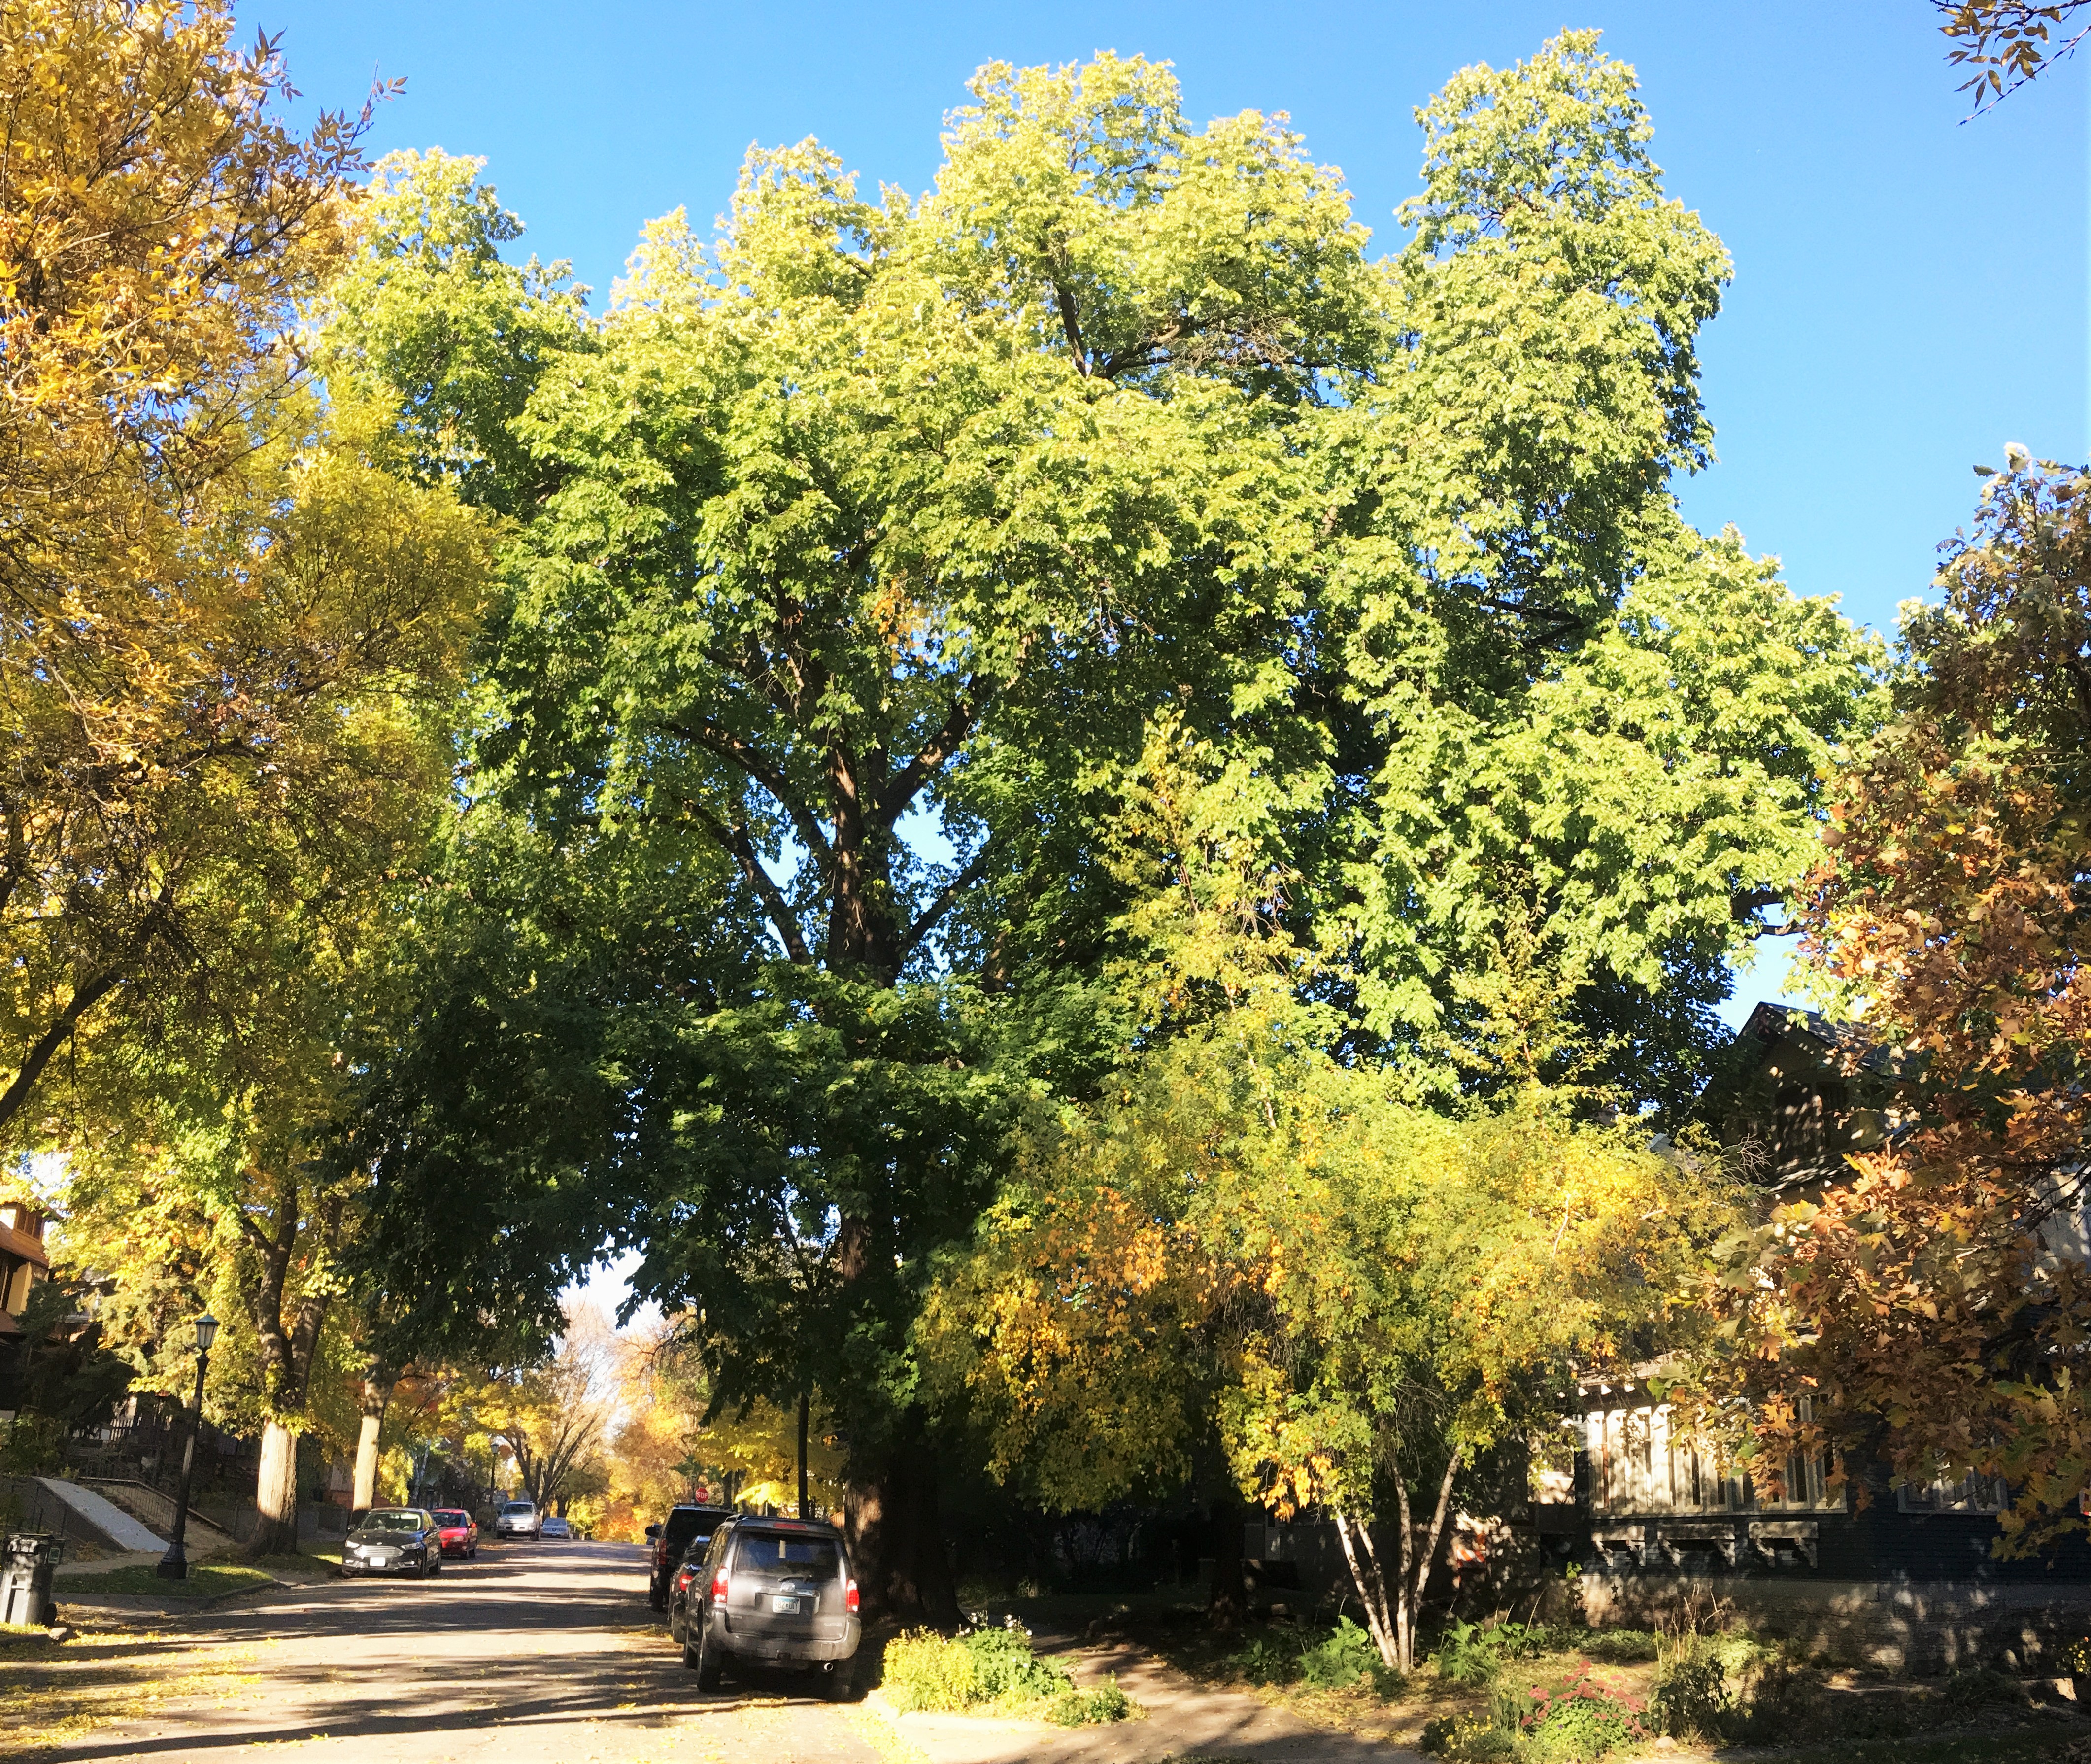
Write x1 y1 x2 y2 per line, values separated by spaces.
711 1567 729 1603
845 1579 859 1615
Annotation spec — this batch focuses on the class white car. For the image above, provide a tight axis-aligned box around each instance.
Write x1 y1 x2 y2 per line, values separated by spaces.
495 1500 541 1539
541 1516 572 1541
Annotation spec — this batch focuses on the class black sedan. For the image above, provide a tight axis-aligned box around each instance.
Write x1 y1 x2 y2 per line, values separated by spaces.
341 1508 446 1578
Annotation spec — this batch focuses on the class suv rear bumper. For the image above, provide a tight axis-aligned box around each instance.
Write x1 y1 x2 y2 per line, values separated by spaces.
715 1616 861 1665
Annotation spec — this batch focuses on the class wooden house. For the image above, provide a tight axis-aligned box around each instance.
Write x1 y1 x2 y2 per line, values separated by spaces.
1535 1005 2091 1603
0 1201 51 1413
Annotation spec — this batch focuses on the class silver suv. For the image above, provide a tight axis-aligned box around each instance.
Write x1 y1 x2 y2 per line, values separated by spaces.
670 1516 860 1698
494 1499 540 1539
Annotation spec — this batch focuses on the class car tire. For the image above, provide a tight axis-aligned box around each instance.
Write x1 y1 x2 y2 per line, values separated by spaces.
822 1663 856 1703
649 1591 666 1612
694 1625 723 1690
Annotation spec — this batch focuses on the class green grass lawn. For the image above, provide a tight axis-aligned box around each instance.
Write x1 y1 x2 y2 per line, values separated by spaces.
55 1562 276 1600
251 1546 342 1576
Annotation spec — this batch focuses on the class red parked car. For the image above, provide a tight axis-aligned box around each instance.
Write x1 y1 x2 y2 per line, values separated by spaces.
429 1509 479 1559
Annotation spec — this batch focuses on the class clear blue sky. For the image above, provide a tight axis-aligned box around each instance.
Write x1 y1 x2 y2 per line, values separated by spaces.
256 0 2085 644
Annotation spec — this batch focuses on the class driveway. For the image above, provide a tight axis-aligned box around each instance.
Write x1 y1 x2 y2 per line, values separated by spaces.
30 1538 877 1763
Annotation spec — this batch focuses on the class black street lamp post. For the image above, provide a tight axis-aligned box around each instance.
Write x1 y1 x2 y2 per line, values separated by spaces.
157 1314 218 1580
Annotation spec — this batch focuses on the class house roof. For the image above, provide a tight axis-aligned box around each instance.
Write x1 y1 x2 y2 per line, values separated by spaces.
1736 1002 1920 1081
0 1220 50 1270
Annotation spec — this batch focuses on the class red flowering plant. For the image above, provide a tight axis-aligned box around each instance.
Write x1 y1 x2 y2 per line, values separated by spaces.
1492 1662 1651 1758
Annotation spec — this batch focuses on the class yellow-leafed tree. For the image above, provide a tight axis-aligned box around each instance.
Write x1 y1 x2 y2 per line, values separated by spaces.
0 0 396 1144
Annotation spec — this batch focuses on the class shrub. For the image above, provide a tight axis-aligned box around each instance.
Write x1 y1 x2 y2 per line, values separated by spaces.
882 1630 979 1712
881 1622 1138 1724
1232 1634 1295 1685
1526 1695 1643 1763
1941 1665 2027 1708
1433 1618 1559 1686
1576 1628 1657 1665
1299 1617 1380 1690
1492 1663 1650 1762
1419 1710 1513 1760
1650 1648 1729 1739
1047 1677 1133 1725
962 1623 1070 1702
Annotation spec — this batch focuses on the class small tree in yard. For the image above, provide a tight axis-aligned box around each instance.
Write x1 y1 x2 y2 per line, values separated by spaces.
1218 1074 1719 1673
927 956 1723 1672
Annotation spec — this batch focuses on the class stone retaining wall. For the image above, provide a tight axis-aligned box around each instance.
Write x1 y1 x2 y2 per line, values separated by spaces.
1578 1573 2091 1674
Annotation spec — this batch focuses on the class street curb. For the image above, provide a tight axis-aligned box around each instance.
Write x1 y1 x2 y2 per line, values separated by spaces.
55 1568 346 1617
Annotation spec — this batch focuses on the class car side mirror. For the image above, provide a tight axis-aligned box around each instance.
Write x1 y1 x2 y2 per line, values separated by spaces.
645 1524 662 1541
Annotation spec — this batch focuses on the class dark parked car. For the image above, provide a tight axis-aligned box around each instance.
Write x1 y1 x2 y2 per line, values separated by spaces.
429 1509 478 1559
669 1515 859 1697
646 1504 733 1611
341 1508 446 1578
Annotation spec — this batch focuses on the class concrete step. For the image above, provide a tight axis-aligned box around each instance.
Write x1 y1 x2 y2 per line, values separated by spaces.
33 1477 166 1553
79 1479 236 1554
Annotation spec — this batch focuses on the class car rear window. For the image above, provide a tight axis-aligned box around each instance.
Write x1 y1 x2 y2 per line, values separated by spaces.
664 1507 729 1548
733 1531 840 1578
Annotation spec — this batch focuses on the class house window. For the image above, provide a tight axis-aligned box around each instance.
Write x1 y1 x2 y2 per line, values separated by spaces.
1896 1471 2009 1514
1584 1400 1835 1516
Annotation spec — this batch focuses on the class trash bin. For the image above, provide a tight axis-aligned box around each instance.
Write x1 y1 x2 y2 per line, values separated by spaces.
1 1532 64 1628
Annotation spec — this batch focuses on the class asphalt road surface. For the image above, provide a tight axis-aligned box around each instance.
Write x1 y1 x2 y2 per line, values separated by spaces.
42 1538 880 1764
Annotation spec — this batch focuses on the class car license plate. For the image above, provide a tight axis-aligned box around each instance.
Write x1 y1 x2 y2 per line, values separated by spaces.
370 1553 391 1567
770 1594 803 1614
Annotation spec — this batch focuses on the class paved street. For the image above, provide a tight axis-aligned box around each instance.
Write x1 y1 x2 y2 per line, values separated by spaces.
23 1541 1432 1764
35 1539 879 1763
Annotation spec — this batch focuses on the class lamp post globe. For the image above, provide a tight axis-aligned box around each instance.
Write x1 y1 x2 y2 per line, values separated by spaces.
157 1315 217 1580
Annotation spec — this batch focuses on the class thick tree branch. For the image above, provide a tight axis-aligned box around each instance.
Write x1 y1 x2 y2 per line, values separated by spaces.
896 844 993 965
665 717 832 864
683 798 812 965
0 882 175 1136
1050 269 1092 377
1731 887 1786 924
1412 1447 1463 1618
881 680 984 827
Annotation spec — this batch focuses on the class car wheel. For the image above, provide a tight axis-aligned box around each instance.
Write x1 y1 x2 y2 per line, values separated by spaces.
694 1624 723 1690
822 1662 856 1703
649 1591 666 1612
